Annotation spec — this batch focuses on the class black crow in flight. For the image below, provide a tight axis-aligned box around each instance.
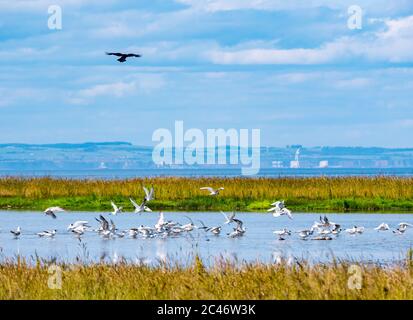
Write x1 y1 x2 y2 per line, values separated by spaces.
106 52 141 63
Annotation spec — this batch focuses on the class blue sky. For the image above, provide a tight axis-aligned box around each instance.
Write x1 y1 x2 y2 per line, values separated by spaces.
0 0 413 147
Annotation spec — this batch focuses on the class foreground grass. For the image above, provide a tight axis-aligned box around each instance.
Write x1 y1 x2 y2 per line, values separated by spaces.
0 176 413 212
1 257 413 299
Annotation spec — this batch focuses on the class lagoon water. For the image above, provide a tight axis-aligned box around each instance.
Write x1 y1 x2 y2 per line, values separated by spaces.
1 211 412 265
1 167 413 179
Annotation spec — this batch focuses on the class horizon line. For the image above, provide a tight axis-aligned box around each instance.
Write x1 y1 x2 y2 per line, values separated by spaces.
0 141 413 150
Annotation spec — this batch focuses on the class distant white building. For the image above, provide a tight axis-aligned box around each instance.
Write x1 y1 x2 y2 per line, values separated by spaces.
374 160 388 168
290 161 300 168
272 161 283 168
319 160 329 168
98 162 107 169
290 148 300 168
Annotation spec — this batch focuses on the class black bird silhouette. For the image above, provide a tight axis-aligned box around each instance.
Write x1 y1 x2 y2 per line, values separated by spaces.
106 52 141 63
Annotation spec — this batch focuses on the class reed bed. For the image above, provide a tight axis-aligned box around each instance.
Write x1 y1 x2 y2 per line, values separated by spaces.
0 257 412 299
0 176 412 212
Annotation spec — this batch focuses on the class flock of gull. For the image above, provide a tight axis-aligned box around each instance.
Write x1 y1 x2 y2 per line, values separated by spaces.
268 200 412 240
6 186 413 241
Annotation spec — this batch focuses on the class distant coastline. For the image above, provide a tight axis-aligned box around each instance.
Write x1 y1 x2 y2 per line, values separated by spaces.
1 142 413 172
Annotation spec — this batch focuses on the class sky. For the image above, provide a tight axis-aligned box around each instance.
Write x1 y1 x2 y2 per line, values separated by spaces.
0 0 413 147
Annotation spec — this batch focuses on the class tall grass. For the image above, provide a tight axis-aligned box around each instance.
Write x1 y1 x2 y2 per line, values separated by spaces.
0 257 412 299
0 176 412 212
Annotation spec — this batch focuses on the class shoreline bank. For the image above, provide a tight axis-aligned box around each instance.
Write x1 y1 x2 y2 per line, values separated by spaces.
0 176 412 213
0 196 413 213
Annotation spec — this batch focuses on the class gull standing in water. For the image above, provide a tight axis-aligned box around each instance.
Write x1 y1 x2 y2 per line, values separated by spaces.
273 228 291 240
138 225 156 238
374 223 389 231
198 220 222 235
10 226 21 238
345 226 364 235
130 197 152 213
297 229 314 240
393 223 412 235
37 230 57 237
44 207 65 219
200 187 224 196
127 228 139 238
393 227 406 235
398 222 413 229
110 201 123 215
207 226 222 235
331 224 342 235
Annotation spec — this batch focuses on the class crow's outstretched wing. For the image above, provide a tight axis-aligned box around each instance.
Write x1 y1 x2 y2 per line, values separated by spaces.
126 53 141 58
106 52 124 57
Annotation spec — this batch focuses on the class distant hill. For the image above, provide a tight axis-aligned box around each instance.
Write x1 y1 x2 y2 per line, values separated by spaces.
0 141 133 149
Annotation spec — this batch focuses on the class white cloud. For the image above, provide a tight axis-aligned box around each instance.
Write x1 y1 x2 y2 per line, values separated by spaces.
207 46 338 65
78 82 136 98
366 15 413 62
398 119 413 128
89 23 137 38
0 0 116 12
274 72 326 85
206 15 413 65
334 78 371 88
176 0 282 12
68 81 135 104
0 47 59 59
68 74 165 104
380 15 413 39
203 72 228 79
0 87 46 107
176 0 411 13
